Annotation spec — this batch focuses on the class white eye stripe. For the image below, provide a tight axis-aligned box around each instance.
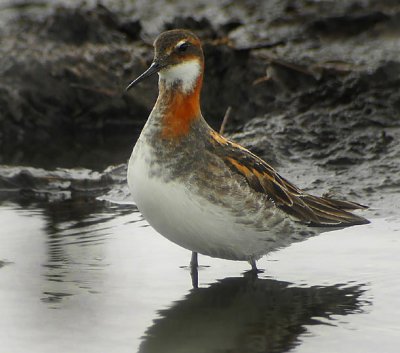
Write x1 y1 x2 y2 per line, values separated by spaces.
175 39 188 49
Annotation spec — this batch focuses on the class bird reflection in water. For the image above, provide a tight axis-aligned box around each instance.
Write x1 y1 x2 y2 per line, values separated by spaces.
139 276 368 353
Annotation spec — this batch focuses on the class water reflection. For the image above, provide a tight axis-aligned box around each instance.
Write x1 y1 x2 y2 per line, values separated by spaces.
139 276 368 353
1 197 139 307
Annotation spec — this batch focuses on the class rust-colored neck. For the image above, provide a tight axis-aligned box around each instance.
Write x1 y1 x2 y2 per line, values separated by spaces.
156 74 203 140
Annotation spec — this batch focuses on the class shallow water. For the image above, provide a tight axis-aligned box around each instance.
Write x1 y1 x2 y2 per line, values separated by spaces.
1 0 400 350
1 197 399 353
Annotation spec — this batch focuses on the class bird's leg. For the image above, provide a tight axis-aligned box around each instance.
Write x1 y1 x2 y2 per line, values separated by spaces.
249 259 258 272
249 258 264 273
190 252 199 288
190 251 198 268
243 259 261 280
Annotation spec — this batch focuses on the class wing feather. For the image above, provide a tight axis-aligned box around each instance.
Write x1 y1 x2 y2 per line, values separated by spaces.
211 133 369 227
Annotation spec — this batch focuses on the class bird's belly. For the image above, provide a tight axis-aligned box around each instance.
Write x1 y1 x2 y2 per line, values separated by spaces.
129 177 280 260
127 143 313 261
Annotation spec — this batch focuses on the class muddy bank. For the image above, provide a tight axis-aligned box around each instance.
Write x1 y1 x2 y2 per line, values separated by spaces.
0 0 399 215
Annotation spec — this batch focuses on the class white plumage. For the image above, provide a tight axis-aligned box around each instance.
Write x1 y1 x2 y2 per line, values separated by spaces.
159 59 201 93
128 138 300 262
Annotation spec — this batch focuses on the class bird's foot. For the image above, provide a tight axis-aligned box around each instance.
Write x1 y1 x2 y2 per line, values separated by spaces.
248 259 265 274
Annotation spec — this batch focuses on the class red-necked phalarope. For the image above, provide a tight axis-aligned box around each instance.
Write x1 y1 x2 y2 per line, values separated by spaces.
126 29 369 273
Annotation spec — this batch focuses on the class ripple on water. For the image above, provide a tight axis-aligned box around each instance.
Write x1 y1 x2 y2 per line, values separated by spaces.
36 199 141 307
0 198 140 309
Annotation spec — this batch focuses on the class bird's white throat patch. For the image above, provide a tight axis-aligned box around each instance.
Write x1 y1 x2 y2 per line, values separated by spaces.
159 59 201 93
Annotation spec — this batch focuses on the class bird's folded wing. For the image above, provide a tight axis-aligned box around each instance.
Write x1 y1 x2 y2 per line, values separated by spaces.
210 133 369 227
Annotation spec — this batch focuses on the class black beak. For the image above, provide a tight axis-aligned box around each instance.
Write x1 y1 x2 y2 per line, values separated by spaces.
126 61 162 91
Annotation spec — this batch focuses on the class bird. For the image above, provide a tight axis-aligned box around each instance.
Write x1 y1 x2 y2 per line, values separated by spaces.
126 29 369 274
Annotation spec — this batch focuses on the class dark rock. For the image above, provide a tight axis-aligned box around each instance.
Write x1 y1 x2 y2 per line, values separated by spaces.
219 19 243 35
164 16 217 39
41 4 136 45
0 164 126 202
118 20 142 40
0 4 154 162
201 44 266 130
307 12 390 37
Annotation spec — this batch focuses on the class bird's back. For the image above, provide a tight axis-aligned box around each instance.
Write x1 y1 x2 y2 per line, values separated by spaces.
205 128 370 227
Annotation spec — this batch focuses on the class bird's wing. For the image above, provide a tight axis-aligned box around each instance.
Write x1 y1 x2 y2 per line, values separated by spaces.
208 130 369 227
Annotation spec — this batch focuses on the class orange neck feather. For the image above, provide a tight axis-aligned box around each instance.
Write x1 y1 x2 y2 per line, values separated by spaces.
158 76 202 139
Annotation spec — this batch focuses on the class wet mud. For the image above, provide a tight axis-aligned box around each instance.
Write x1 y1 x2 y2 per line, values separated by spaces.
0 0 399 217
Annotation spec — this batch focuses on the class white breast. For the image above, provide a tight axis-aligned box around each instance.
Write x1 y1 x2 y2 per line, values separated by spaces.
127 140 301 261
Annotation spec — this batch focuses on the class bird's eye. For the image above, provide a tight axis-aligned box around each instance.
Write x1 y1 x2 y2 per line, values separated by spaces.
176 42 190 52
